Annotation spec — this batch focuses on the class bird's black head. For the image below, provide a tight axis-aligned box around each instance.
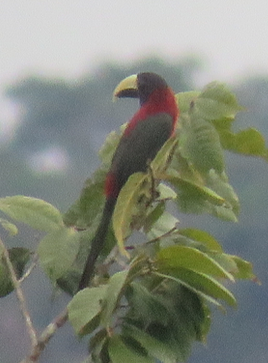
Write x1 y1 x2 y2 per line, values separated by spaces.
137 72 168 105
113 72 168 105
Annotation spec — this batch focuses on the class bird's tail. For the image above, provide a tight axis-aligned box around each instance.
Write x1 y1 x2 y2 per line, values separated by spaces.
78 197 116 290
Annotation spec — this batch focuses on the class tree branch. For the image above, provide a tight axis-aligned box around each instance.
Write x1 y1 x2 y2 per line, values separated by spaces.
20 308 68 363
0 237 38 347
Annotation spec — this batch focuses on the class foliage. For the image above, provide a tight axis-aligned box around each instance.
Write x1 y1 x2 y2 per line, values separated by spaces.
0 81 264 363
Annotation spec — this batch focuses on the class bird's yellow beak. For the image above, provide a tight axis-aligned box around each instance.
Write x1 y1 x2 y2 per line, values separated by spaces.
113 74 138 101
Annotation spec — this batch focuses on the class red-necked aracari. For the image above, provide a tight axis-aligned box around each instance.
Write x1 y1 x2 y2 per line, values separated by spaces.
78 72 179 290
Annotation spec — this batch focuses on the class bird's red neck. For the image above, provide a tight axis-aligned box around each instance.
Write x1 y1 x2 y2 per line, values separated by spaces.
123 87 179 137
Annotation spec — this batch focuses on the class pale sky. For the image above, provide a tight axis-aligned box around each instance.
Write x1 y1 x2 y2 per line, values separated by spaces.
0 0 268 165
1 1 268 90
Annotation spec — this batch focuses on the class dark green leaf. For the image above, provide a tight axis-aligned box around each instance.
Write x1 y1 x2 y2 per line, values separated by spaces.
125 282 170 326
123 324 177 363
0 247 31 297
108 334 154 363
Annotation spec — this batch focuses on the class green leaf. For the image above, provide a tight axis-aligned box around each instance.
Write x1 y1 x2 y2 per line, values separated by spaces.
99 130 121 165
208 252 239 276
150 137 179 176
112 173 148 256
164 268 236 306
123 324 177 363
168 171 225 207
68 286 107 335
0 247 31 297
147 211 179 239
108 334 154 363
179 228 223 252
157 245 234 281
195 81 243 120
157 183 177 200
180 113 225 174
153 272 224 309
90 329 109 362
63 169 106 228
176 91 200 113
168 171 238 221
230 255 258 281
220 128 268 158
125 282 170 326
38 226 79 281
0 218 18 236
206 170 240 215
143 202 165 234
0 196 63 232
101 269 129 327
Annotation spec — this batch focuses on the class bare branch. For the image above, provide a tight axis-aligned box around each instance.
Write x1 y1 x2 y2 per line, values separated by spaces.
20 308 68 363
0 237 38 347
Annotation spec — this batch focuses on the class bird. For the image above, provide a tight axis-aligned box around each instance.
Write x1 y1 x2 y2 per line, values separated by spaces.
78 72 179 290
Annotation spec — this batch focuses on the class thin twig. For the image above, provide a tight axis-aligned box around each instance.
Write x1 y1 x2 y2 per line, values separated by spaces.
20 308 68 363
146 226 178 245
0 237 38 347
19 253 38 283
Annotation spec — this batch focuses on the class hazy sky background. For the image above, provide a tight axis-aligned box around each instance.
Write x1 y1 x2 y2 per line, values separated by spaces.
2 0 267 140
1 0 268 86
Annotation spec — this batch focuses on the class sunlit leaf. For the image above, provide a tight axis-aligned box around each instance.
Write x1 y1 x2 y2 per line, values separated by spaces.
147 211 179 239
179 228 223 252
219 128 268 158
230 255 258 281
195 81 243 120
0 218 18 236
175 91 200 113
112 172 148 256
157 245 234 281
0 196 63 232
68 286 107 335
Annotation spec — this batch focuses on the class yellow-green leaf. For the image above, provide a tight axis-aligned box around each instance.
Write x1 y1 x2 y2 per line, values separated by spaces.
112 172 148 256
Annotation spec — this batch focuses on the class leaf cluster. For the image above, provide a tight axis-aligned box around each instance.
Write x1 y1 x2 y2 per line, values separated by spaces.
0 82 264 362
